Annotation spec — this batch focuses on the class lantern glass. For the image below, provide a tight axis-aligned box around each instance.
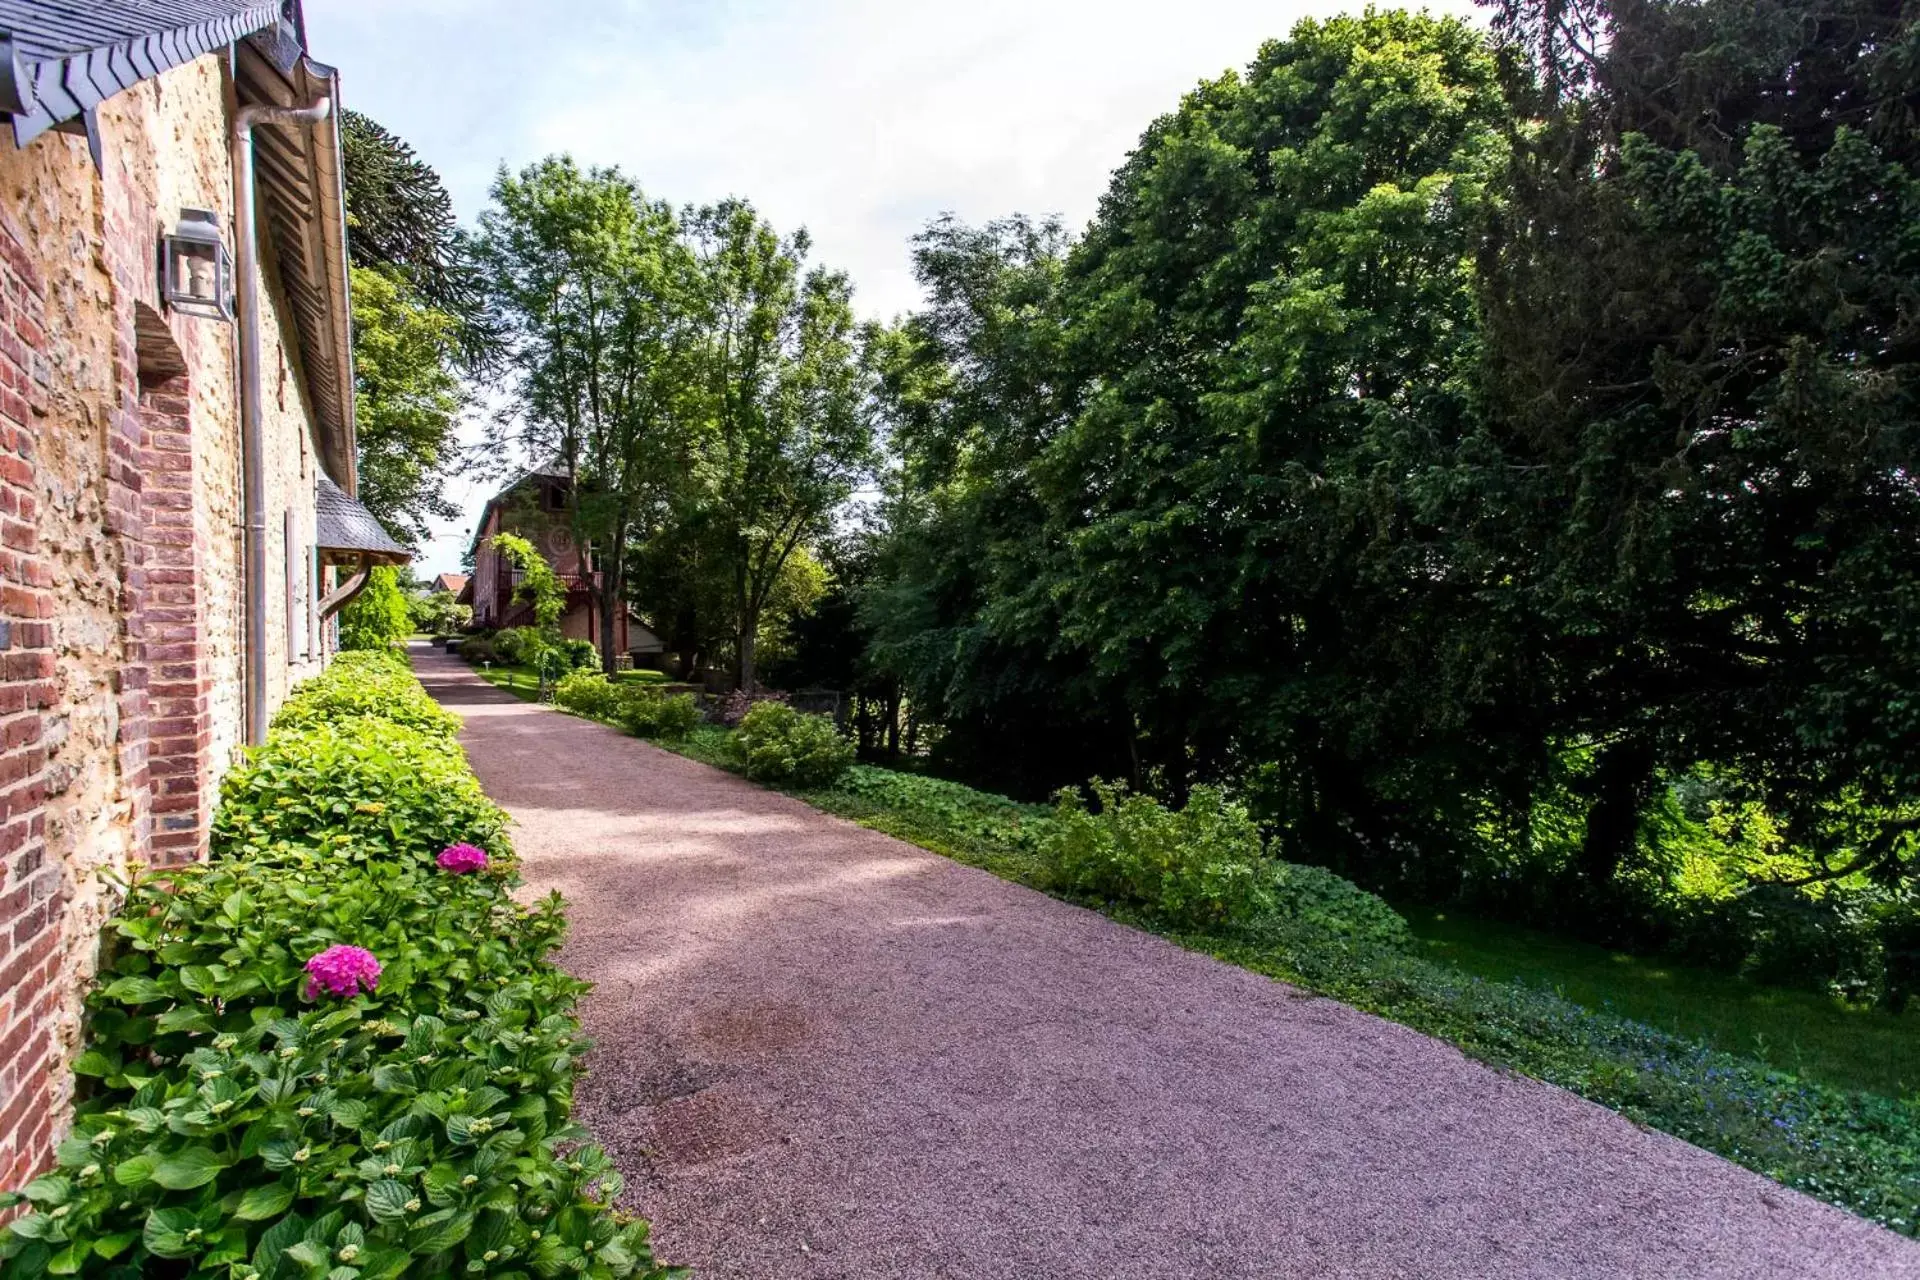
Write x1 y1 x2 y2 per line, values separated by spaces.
160 208 232 321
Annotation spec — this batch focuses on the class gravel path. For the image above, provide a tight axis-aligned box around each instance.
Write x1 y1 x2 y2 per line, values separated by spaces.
415 647 1919 1280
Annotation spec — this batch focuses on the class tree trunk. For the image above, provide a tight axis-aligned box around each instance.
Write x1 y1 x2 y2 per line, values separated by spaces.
738 620 759 693
597 589 619 675
1578 736 1658 894
884 688 901 756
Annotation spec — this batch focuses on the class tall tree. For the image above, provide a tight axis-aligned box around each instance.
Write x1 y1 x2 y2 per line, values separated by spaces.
1475 0 1920 890
685 200 876 691
340 110 493 367
477 158 702 673
348 266 464 544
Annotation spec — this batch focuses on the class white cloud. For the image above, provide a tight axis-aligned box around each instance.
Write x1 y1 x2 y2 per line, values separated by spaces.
303 0 1481 576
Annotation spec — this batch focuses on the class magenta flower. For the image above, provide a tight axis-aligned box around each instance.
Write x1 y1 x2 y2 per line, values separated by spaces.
436 843 489 874
303 945 381 1000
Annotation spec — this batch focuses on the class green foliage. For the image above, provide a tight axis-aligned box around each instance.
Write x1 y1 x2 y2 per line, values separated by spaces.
730 703 853 788
492 627 552 669
561 639 598 672
0 658 673 1279
410 590 470 638
1406 906 1917 1098
614 691 699 742
552 672 625 721
1045 783 1272 931
211 719 509 870
340 110 492 368
552 673 698 741
338 567 413 652
835 767 1052 855
350 266 465 544
488 536 566 633
1255 861 1413 955
477 158 702 676
272 651 462 740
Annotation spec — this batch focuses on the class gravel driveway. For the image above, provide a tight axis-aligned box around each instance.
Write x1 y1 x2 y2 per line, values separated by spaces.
414 648 1919 1280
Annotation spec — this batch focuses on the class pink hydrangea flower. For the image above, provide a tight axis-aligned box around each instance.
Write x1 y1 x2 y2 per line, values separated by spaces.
303 945 381 1000
436 843 489 874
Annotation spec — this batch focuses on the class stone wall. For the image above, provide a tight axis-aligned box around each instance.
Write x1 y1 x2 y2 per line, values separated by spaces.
0 50 339 1187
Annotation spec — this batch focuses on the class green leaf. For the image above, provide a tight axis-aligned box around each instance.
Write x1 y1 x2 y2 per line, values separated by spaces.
69 1051 115 1078
112 1153 158 1187
253 1211 308 1273
91 1230 141 1260
178 965 218 995
46 1242 88 1275
152 1146 229 1190
363 1179 414 1224
235 1182 296 1221
407 1208 472 1255
21 1176 69 1205
143 1207 201 1259
285 1239 329 1269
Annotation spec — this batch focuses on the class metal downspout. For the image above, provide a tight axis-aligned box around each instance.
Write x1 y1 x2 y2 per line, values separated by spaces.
232 94 330 745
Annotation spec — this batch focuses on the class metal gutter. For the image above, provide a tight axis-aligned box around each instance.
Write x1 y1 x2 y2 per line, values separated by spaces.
233 92 331 746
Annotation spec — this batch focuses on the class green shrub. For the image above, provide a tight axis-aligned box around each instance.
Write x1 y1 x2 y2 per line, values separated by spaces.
0 855 669 1280
338 566 413 651
493 627 553 668
562 639 598 672
1044 782 1270 930
212 720 509 869
616 690 700 742
0 662 672 1280
553 671 624 721
272 653 462 739
730 702 854 787
458 635 499 665
553 676 696 741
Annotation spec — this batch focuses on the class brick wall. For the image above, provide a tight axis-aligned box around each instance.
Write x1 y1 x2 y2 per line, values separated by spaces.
0 50 338 1185
0 197 58 1192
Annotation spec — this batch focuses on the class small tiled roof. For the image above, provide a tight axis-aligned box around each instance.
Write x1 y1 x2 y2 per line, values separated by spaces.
0 2 358 493
0 0 285 147
315 472 410 565
433 572 468 595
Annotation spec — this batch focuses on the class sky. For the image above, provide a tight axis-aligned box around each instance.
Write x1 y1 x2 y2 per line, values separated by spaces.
304 0 1480 579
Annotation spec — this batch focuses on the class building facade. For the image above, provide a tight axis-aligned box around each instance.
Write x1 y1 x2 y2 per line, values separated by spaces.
0 1 397 1186
464 468 666 661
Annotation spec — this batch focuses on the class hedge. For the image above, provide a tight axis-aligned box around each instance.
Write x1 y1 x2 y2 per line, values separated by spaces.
0 656 676 1279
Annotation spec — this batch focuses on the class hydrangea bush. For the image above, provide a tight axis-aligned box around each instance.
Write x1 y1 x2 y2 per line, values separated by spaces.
271 651 463 739
0 658 677 1279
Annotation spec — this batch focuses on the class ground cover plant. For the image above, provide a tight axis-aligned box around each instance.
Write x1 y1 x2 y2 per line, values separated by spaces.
0 660 676 1279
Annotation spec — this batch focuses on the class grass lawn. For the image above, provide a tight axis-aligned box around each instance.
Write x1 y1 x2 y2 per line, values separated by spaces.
1403 905 1918 1098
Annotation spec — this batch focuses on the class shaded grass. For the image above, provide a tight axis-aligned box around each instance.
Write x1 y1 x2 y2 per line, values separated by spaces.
1403 906 1918 1098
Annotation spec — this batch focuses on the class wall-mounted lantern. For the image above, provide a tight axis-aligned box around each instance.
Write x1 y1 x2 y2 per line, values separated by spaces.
159 208 232 321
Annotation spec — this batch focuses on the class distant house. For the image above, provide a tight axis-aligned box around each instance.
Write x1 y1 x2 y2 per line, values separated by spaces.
0 0 399 1186
433 572 468 596
465 467 666 660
